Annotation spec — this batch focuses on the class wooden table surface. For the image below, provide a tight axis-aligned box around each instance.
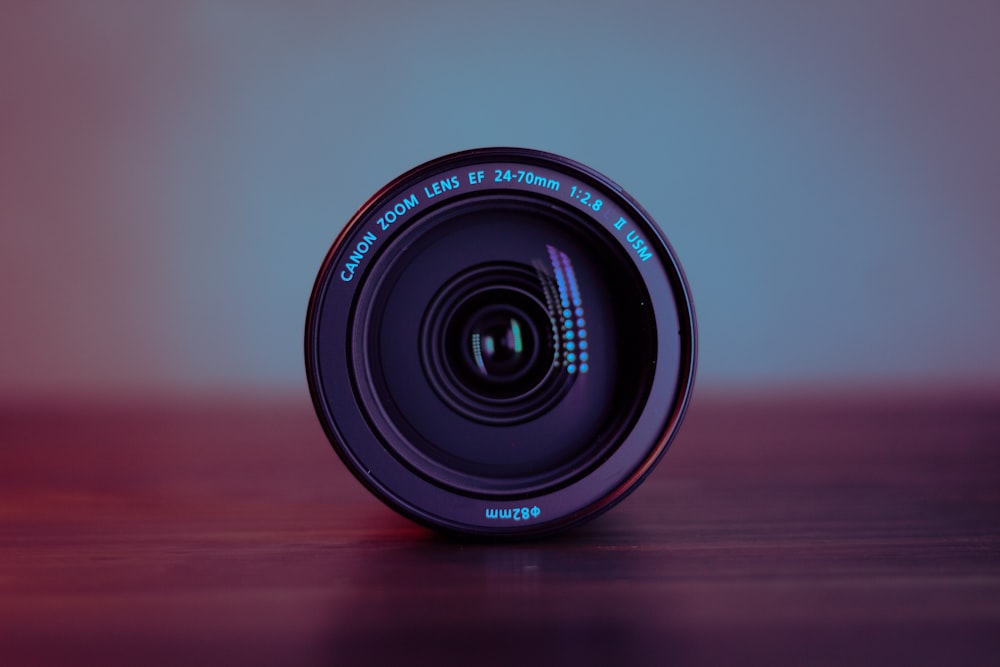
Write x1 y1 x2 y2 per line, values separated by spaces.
1 390 998 666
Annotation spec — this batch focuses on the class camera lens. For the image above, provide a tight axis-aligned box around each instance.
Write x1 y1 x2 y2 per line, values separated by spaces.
305 148 696 536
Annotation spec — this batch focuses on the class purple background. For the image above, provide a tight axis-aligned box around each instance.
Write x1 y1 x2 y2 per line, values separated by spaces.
2 1 998 399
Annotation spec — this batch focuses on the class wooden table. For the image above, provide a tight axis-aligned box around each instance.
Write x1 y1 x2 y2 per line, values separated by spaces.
1 391 998 665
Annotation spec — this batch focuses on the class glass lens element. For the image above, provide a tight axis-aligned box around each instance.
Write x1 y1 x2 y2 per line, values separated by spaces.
467 309 534 380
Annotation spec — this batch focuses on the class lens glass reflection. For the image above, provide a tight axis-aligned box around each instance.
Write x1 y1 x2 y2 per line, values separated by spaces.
466 308 534 381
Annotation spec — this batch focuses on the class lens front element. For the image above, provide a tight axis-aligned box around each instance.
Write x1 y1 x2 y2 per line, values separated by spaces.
463 305 535 384
448 290 547 397
423 262 571 426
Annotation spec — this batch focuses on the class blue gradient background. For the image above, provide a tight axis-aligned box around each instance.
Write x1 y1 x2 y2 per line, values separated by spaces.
2 1 998 398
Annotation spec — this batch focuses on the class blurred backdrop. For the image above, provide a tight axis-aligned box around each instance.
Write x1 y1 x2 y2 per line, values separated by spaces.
2 0 998 400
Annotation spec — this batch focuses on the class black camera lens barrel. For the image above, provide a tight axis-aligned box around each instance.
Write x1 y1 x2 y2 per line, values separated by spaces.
305 148 696 537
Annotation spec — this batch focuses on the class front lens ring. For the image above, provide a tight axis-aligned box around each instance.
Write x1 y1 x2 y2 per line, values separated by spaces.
305 148 697 536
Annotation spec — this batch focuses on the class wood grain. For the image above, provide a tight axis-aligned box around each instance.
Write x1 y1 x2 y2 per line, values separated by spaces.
1 391 998 666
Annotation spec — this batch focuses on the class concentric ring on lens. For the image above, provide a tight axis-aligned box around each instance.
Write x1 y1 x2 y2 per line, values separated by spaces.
421 262 575 425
